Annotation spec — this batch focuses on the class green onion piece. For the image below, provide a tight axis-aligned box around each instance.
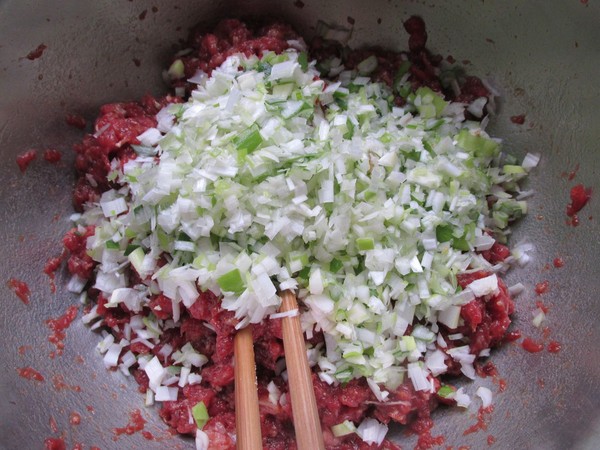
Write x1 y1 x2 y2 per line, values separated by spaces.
157 229 170 249
297 266 310 280
168 59 185 79
405 149 421 161
452 235 470 251
177 231 192 242
106 170 119 182
395 60 411 79
426 119 445 131
418 103 437 119
128 247 145 274
356 237 375 251
233 124 263 154
264 53 287 65
290 251 309 266
436 225 454 243
364 191 377 201
331 420 356 437
105 240 120 250
357 55 378 75
379 132 392 143
142 316 161 336
343 350 363 359
415 87 448 118
503 164 526 175
334 367 353 383
437 385 456 398
333 90 348 108
256 61 272 75
494 199 527 220
329 258 343 273
343 118 355 139
298 52 308 71
124 244 140 256
456 129 499 157
348 83 360 94
401 335 417 352
398 83 412 98
493 210 509 229
216 268 245 294
192 401 210 429
333 90 348 99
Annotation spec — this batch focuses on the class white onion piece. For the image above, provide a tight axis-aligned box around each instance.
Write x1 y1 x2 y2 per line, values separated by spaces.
155 386 179 402
467 274 499 296
356 418 388 446
195 429 209 450
476 386 493 408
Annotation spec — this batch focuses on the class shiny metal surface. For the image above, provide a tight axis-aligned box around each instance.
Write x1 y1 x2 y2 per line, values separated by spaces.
1 1 599 449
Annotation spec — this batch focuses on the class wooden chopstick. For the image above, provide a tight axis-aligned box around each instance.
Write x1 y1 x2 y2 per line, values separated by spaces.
234 324 263 450
279 290 325 450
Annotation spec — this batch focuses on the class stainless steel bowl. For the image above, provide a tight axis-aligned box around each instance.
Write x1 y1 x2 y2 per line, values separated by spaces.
1 1 599 449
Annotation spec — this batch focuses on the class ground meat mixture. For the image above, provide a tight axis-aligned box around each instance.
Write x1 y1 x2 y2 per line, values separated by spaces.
62 17 516 449
169 19 298 93
71 95 181 212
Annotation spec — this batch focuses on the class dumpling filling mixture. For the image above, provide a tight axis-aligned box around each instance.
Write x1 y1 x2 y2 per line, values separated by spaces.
63 18 537 449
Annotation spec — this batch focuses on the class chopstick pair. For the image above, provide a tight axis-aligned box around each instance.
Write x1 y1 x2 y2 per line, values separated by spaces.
234 290 325 450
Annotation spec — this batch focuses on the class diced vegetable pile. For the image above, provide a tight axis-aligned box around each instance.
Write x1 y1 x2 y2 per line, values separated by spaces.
64 18 538 449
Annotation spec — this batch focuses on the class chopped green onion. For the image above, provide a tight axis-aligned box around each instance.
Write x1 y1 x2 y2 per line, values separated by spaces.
256 61 272 75
157 229 170 249
452 235 470 251
216 268 245 293
397 83 412 98
298 51 308 71
456 129 499 157
331 420 357 437
124 244 140 256
395 60 411 79
168 59 185 79
356 237 375 251
436 225 454 243
167 366 182 375
330 258 343 273
192 401 210 429
503 165 526 175
357 55 378 75
363 191 376 201
379 132 392 143
128 247 145 275
105 240 120 250
343 118 355 139
142 316 162 336
233 124 263 154
437 385 456 398
297 266 311 280
414 87 448 119
494 199 527 220
401 335 417 352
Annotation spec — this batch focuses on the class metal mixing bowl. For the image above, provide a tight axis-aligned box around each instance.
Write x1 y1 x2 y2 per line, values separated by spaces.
1 1 599 448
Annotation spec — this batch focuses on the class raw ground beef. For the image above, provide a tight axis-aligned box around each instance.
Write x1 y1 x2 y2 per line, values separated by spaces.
63 17 514 449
